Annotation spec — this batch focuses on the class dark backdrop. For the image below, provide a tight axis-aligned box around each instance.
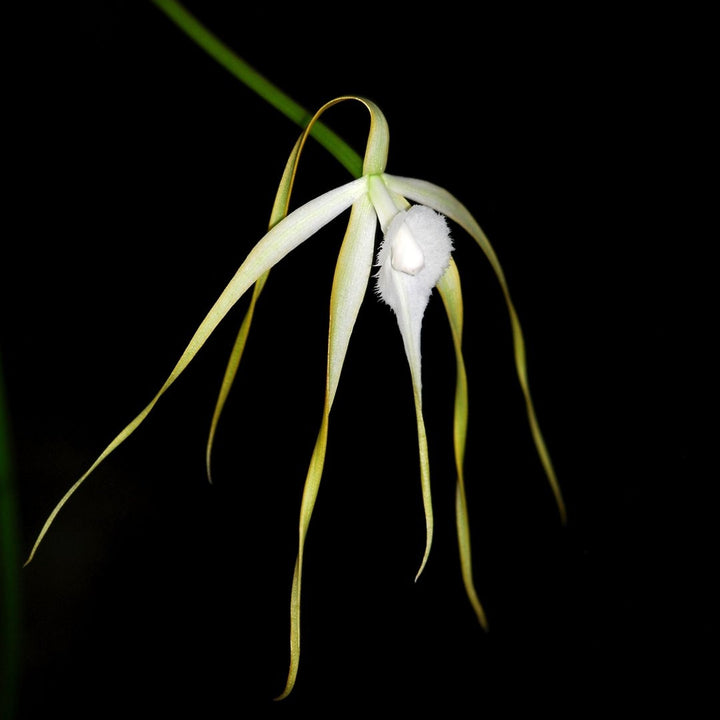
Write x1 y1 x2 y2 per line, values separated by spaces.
3 1 714 717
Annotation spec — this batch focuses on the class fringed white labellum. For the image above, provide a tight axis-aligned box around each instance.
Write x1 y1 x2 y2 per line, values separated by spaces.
375 204 453 319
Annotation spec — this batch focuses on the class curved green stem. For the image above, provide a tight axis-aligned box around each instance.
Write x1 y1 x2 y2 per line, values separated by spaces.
150 0 363 178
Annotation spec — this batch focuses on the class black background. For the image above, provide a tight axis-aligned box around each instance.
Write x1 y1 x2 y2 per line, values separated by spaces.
2 1 715 717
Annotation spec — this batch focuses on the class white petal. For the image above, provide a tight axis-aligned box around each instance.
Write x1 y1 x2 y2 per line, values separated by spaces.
374 204 452 581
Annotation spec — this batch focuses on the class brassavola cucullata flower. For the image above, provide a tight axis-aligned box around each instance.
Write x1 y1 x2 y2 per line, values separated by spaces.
25 96 565 700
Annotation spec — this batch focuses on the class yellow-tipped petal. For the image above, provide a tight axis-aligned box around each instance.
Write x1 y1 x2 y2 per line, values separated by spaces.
272 96 389 699
437 259 488 629
276 193 377 700
205 271 268 483
412 388 434 582
275 420 328 702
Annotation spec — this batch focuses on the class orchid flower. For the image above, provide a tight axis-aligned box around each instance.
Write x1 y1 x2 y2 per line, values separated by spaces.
25 95 565 699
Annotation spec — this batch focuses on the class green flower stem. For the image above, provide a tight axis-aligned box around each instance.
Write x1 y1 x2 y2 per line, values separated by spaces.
150 0 363 179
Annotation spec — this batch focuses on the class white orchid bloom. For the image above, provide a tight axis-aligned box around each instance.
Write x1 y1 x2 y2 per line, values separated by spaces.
25 96 565 699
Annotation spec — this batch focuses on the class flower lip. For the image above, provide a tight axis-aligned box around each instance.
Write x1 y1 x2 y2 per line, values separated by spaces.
375 204 453 321
378 205 453 287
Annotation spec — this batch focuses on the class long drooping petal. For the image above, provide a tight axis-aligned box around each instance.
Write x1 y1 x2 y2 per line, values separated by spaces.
436 259 488 630
277 193 377 700
384 175 566 523
369 176 455 580
274 95 390 699
207 133 307 481
25 176 368 565
376 222 437 580
205 271 268 483
207 95 389 481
